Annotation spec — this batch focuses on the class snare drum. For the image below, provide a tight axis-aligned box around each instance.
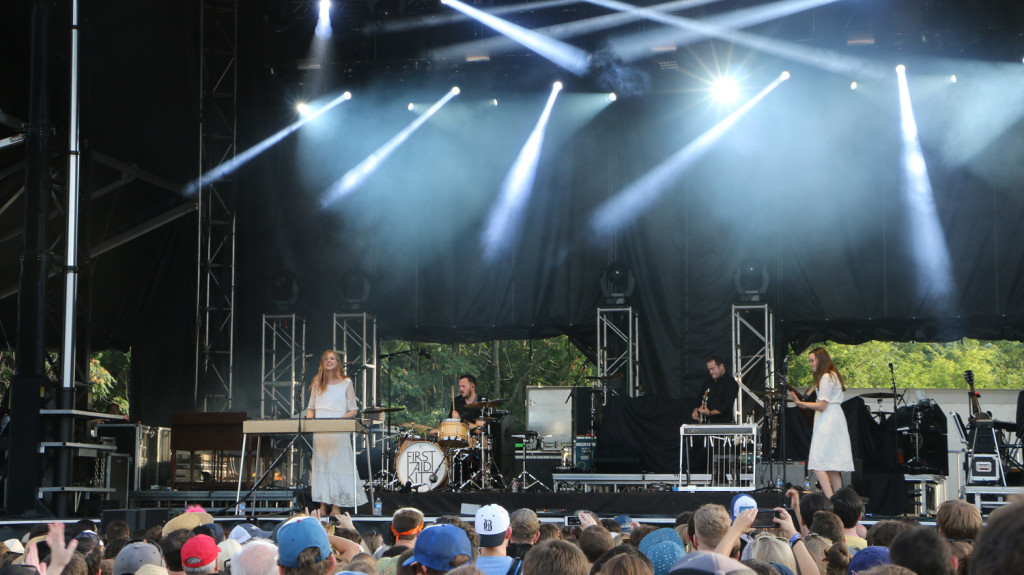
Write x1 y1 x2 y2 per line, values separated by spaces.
438 419 469 447
396 441 447 492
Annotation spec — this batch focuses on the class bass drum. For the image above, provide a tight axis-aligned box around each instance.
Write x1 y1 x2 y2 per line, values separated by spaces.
396 441 448 492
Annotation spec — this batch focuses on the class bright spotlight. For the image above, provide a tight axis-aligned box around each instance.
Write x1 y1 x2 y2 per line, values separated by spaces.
850 81 859 90
408 102 415 111
320 0 330 9
895 64 906 73
780 70 790 80
710 76 740 104
490 98 499 106
553 81 563 91
452 86 461 95
316 0 333 38
296 102 312 116
608 92 617 102
949 74 957 84
342 91 352 100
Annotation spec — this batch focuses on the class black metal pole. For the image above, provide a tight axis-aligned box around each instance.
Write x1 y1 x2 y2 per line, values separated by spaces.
7 0 53 518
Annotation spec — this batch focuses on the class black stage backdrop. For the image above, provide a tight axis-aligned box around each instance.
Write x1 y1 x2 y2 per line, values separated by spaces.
3 3 1024 428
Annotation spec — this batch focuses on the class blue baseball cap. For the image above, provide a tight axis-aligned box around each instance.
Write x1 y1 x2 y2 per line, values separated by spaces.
277 517 330 568
849 546 890 574
401 524 472 572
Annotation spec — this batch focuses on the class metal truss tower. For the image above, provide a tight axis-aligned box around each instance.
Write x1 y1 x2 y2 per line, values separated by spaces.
597 306 640 398
261 315 307 419
731 304 774 419
194 0 238 410
332 313 378 407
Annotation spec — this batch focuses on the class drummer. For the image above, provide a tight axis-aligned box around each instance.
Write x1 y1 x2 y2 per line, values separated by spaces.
431 374 486 437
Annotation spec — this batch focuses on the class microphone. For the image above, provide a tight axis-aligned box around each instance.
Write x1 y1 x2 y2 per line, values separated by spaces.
889 363 894 371
305 354 315 359
419 348 432 360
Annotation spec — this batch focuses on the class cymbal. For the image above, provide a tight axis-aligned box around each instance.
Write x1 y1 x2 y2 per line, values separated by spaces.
464 398 509 409
398 422 432 431
363 405 406 414
860 392 897 399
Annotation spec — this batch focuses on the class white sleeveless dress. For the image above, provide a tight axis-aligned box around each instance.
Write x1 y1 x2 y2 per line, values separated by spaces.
807 372 855 472
307 378 368 507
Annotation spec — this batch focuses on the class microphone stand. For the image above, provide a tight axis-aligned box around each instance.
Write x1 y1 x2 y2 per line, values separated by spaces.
889 363 900 470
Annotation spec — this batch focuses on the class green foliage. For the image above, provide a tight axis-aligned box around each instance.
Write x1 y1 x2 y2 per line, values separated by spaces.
376 337 593 431
786 340 1024 390
0 349 130 414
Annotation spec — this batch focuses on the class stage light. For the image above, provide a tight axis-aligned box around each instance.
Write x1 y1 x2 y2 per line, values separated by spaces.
781 70 790 80
408 102 415 111
850 81 859 90
711 76 740 104
316 0 333 39
490 98 499 106
896 64 906 73
452 86 461 95
296 102 312 116
342 91 352 100
608 92 617 102
949 74 957 84
553 81 563 91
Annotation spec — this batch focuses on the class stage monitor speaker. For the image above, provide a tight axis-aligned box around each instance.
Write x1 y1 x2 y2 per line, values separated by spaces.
101 508 170 533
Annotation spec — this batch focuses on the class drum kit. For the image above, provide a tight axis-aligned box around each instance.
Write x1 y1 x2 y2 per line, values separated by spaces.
362 398 510 493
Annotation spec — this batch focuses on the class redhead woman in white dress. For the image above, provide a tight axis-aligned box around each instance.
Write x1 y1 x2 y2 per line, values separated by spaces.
788 347 855 497
305 349 368 515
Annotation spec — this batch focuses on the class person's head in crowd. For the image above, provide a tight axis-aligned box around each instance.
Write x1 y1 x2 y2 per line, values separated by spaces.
591 545 649 575
692 504 731 553
629 525 656 549
343 552 378 575
799 534 831 575
601 519 622 534
808 513 843 545
666 550 756 575
579 526 614 565
114 540 164 575
28 524 50 540
70 520 99 539
673 512 692 529
674 512 694 549
638 529 685 575
948 540 972 575
966 501 1024 575
889 526 954 575
162 510 215 539
432 518 478 562
823 542 849 575
136 565 168 575
181 534 220 575
394 548 416 575
741 560 780 575
521 540 588 575
536 524 560 543
161 530 193 573
229 525 270 546
829 488 863 530
335 528 362 546
400 524 472 575
230 540 278 575
799 494 833 530
749 537 795 574
892 517 921 528
601 552 655 575
935 499 983 542
474 505 511 550
508 510 541 545
217 539 241 573
75 532 105 575
865 521 909 548
61 552 89 575
105 521 131 544
848 546 890 574
361 532 382 557
857 566 915 575
277 517 334 575
391 508 426 548
193 525 225 545
106 539 130 560
98 558 115 575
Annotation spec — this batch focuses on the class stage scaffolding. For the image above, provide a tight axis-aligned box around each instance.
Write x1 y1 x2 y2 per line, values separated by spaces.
261 315 307 419
731 304 774 419
597 306 640 398
194 0 238 411
333 313 379 407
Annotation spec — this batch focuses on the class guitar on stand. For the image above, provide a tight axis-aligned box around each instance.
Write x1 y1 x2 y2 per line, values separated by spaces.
964 370 988 421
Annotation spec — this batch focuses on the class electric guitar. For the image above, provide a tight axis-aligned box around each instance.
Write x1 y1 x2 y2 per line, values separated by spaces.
785 382 817 426
699 389 711 424
964 370 988 421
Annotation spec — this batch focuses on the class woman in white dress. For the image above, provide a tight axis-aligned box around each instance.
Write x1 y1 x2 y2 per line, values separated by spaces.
788 347 854 497
305 349 368 515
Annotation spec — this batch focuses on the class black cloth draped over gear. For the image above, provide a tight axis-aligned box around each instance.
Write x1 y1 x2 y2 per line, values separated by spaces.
596 395 692 474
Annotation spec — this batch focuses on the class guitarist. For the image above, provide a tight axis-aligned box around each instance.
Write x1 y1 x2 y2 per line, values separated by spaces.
691 356 740 424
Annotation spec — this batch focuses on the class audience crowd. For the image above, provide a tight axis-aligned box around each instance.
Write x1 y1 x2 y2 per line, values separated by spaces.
0 487 1018 575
